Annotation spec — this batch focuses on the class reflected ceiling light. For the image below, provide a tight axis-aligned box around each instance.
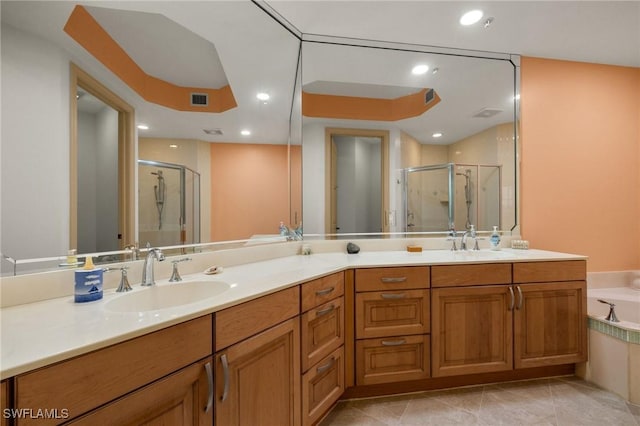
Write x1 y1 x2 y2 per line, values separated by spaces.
460 10 483 26
411 64 429 75
169 144 178 149
137 124 149 130
432 132 443 138
256 92 270 101
514 94 521 100
241 129 251 136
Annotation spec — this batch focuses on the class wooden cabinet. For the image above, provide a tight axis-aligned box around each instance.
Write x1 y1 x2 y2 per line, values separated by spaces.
215 318 300 426
354 266 430 385
302 347 344 426
300 273 345 425
1 380 8 426
514 281 587 368
68 358 213 426
431 285 513 377
15 316 212 425
431 261 587 378
356 334 430 385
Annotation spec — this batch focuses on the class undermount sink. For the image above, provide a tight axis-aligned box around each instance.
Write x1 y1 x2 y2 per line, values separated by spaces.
451 250 515 260
105 281 230 313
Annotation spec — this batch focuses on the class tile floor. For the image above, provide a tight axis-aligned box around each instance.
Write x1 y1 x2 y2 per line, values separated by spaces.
319 377 640 425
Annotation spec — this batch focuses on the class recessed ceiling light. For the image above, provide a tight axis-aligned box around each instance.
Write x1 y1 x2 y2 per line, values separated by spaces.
241 129 251 136
169 144 178 149
460 10 483 26
411 64 429 75
432 132 443 138
256 92 270 101
137 124 149 130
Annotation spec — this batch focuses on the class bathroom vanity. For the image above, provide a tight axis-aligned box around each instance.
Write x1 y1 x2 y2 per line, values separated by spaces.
0 247 587 425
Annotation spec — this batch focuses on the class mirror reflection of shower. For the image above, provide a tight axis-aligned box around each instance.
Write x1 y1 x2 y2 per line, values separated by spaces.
151 170 166 230
456 168 472 230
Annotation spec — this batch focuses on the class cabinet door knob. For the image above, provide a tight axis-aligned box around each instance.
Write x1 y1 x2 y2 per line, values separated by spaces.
508 286 515 311
381 277 407 283
220 354 230 402
380 293 406 299
381 339 407 346
316 304 335 317
204 361 213 413
315 287 335 296
316 357 336 374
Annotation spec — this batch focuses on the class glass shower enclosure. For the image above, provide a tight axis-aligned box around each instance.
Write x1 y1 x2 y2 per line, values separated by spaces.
403 163 502 232
138 160 200 248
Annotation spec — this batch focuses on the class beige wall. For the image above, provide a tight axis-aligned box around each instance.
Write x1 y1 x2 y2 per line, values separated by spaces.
520 57 640 271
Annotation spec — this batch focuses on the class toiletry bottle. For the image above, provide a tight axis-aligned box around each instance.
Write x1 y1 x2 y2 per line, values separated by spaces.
490 226 501 250
279 221 287 236
74 256 104 303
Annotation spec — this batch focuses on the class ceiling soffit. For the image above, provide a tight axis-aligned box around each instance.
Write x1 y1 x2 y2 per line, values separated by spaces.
63 5 236 114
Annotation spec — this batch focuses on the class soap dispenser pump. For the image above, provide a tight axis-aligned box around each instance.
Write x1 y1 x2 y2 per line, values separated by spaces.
490 226 501 250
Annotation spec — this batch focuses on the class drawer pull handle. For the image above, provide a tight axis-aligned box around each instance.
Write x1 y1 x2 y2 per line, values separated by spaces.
316 357 336 374
205 362 213 413
508 286 515 311
381 339 406 346
316 304 335 317
315 286 335 296
220 354 230 402
381 277 407 283
381 293 406 299
516 285 523 310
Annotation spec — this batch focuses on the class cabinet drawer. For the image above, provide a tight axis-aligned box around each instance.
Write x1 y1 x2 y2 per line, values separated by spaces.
356 335 430 385
302 346 344 426
15 315 212 425
356 289 430 339
301 297 345 372
355 267 429 292
301 273 344 312
431 263 512 287
216 286 300 350
513 261 586 283
67 358 213 426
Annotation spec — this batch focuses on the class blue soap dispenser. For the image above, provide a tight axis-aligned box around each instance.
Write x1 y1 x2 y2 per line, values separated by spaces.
74 256 103 303
490 226 501 250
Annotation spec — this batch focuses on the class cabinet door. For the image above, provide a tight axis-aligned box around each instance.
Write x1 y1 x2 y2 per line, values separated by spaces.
514 281 587 369
431 286 513 377
68 358 213 426
356 289 430 339
356 334 430 385
1 380 8 426
302 347 344 426
301 297 344 372
215 318 300 426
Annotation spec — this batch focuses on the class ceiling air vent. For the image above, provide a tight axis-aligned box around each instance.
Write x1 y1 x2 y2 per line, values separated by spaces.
191 93 209 106
473 108 503 118
425 88 436 104
203 128 223 136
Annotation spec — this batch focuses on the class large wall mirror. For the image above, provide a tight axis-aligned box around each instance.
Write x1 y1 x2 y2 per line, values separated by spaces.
300 37 519 237
1 1 301 274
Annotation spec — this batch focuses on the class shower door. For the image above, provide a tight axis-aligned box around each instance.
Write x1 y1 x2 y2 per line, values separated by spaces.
138 160 200 248
404 163 501 232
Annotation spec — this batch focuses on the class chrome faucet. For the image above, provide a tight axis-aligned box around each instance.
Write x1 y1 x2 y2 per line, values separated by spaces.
141 247 165 286
460 225 479 250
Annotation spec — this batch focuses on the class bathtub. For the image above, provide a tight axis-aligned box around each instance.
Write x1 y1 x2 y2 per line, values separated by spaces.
587 286 640 329
577 282 640 405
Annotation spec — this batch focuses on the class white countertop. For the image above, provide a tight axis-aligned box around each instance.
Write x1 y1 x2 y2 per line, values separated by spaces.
0 248 586 379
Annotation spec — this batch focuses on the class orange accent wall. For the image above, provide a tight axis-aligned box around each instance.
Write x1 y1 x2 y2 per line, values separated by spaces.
520 57 640 271
302 89 440 121
210 143 290 241
64 5 236 113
